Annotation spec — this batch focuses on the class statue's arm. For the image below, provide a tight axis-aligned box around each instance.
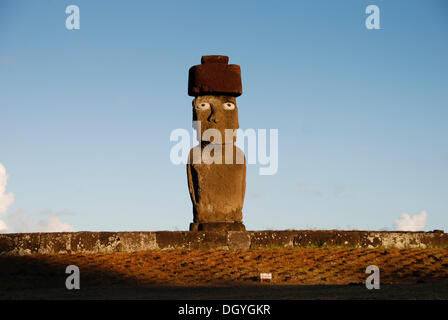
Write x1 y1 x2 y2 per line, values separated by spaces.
241 155 246 205
186 149 197 206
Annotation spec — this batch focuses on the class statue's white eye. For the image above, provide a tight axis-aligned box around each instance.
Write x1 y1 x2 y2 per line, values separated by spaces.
196 102 210 110
223 102 235 110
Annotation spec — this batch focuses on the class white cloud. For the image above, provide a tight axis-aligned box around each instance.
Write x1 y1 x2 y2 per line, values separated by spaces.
5 210 75 233
394 210 427 231
38 215 75 232
0 163 75 234
0 219 8 232
0 163 15 215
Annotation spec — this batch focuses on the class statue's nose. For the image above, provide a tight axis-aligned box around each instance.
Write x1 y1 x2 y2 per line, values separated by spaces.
208 108 219 123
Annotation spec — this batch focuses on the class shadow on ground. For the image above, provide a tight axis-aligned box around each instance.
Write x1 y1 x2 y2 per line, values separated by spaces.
3 284 448 300
1 249 448 299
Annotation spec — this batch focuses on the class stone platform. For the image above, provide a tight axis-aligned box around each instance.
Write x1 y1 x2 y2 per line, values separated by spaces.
0 230 446 255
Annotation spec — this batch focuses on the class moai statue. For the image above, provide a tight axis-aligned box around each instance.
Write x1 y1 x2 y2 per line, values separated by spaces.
187 55 246 232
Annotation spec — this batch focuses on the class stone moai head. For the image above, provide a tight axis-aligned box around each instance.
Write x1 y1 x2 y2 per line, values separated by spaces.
187 55 246 232
188 55 242 144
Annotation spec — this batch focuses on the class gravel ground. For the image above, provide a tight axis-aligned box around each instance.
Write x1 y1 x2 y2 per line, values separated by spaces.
1 248 447 299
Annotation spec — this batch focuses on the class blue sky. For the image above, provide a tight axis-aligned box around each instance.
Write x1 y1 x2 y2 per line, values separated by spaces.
0 0 447 232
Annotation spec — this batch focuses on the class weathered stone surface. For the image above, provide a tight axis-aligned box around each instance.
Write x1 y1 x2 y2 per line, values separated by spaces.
0 233 40 255
38 232 71 254
187 143 246 226
155 232 229 250
192 95 240 141
187 58 247 230
185 232 228 250
294 230 364 248
364 231 447 249
291 230 448 249
118 232 158 251
228 231 250 250
155 231 188 250
70 232 121 253
0 230 447 255
251 231 297 249
190 222 245 232
188 55 242 97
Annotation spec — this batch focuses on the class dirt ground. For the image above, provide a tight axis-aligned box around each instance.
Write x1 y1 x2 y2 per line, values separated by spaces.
1 248 447 299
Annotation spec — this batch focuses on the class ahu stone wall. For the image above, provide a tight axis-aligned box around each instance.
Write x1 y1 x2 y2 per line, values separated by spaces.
0 230 446 255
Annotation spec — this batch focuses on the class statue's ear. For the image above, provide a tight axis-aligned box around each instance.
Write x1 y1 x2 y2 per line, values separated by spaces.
192 99 197 121
234 106 239 129
192 108 198 121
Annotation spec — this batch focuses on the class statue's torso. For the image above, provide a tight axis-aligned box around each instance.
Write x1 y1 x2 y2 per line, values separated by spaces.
187 145 246 223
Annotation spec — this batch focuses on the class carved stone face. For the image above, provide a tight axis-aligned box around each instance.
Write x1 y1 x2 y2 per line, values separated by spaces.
192 95 239 144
